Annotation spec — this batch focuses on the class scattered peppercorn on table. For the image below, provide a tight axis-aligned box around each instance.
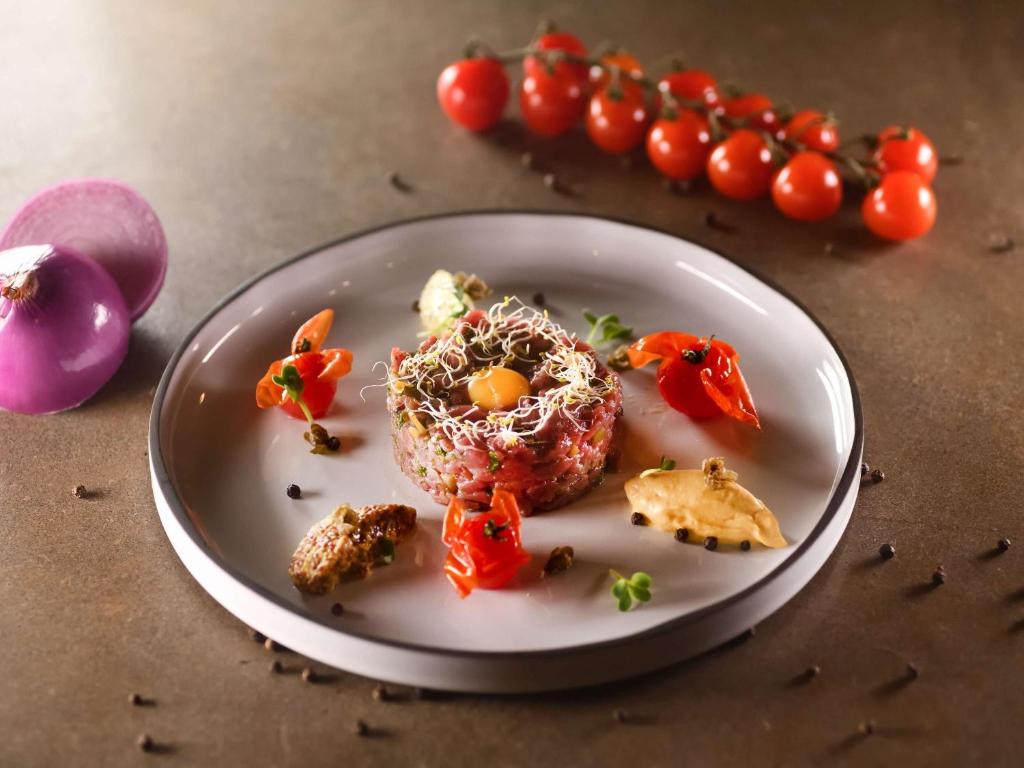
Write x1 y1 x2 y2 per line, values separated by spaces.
1 1 1022 765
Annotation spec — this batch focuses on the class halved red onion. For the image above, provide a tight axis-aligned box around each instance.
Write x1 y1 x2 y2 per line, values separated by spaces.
0 245 130 414
0 179 167 321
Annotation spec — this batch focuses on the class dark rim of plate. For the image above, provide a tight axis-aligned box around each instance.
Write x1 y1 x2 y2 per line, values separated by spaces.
148 210 864 661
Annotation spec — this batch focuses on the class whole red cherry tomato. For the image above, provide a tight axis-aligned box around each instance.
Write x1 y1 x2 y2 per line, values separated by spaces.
781 110 840 153
523 31 588 82
442 490 531 598
706 129 775 200
256 310 353 421
589 50 644 95
436 57 510 131
657 68 720 111
585 86 649 154
520 71 586 137
862 170 936 241
646 110 711 180
722 92 779 133
873 125 937 183
771 151 843 222
628 332 760 428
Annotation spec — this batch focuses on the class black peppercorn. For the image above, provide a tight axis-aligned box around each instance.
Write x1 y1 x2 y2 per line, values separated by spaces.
740 540 751 551
613 708 630 723
674 528 689 543
137 734 154 752
331 602 344 616
248 627 266 643
411 299 420 313
932 567 946 586
532 292 546 306
906 663 920 680
269 660 282 674
998 538 1012 553
871 468 886 483
264 638 281 652
129 693 144 706
704 536 719 551
354 719 369 737
859 719 876 736
72 484 87 499
630 512 647 526
286 484 301 499
327 436 341 451
301 667 317 683
861 462 870 477
807 664 821 679
372 683 388 702
879 543 896 560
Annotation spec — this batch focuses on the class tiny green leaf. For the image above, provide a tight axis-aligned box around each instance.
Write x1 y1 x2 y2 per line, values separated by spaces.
617 591 633 612
631 572 652 589
611 580 627 599
639 456 677 479
629 586 652 603
488 451 501 473
583 310 634 347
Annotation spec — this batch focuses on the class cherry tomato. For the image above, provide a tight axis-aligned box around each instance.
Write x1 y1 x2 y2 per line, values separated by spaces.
646 110 711 180
656 68 720 111
722 92 779 133
523 31 588 82
706 129 775 200
780 110 840 153
255 309 353 421
436 57 509 131
589 50 644 95
628 332 760 428
442 490 531 598
279 353 337 420
585 87 649 154
873 125 937 183
861 170 936 241
520 71 586 137
771 151 842 222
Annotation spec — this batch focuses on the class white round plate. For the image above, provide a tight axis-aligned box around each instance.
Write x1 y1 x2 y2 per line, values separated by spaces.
150 212 862 693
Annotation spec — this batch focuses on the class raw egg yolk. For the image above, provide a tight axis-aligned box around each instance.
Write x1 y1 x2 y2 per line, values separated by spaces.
468 366 531 411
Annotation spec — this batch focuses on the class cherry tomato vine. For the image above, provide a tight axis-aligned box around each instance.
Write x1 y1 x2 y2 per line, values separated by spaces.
436 26 941 242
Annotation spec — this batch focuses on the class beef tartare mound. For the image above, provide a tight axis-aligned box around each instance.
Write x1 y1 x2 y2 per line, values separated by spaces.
386 298 623 513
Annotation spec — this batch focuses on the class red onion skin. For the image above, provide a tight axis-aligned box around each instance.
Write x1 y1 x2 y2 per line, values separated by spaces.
0 245 130 414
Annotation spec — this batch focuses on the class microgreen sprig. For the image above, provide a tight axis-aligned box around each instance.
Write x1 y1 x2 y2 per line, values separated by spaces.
610 570 653 612
583 310 634 347
272 364 314 427
639 456 677 479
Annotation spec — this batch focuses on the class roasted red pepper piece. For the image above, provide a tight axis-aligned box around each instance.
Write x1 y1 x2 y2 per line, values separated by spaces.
628 331 760 428
442 490 531 598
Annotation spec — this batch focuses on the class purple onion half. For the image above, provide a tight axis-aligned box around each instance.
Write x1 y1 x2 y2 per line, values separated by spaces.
0 244 130 414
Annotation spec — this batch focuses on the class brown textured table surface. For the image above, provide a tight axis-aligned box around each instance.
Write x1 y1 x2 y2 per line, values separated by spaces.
2 1 1022 766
